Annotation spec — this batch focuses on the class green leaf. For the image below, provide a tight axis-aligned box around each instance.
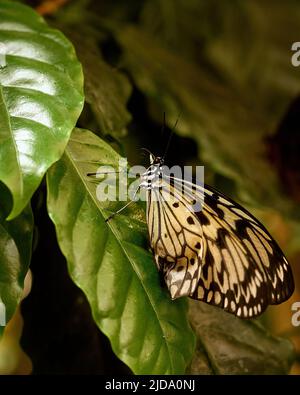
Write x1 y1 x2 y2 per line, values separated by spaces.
0 184 33 335
46 128 196 374
189 301 295 374
0 1 84 219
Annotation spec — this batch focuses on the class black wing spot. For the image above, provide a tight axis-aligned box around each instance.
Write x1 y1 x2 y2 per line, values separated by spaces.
169 178 175 187
205 195 224 218
195 242 201 249
187 216 195 225
216 228 227 248
190 258 195 265
197 211 210 225
158 256 164 264
173 202 179 208
177 266 184 272
235 219 248 235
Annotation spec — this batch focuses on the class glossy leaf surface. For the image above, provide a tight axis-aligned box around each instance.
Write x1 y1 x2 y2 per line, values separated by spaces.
0 1 84 219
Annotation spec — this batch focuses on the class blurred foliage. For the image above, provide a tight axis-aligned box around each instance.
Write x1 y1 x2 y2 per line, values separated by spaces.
0 0 299 374
116 1 300 219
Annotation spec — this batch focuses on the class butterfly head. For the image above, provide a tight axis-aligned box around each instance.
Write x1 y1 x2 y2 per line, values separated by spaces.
150 154 164 166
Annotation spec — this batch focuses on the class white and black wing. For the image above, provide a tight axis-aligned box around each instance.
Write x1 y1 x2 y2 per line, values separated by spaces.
147 175 294 318
147 181 204 299
192 183 294 318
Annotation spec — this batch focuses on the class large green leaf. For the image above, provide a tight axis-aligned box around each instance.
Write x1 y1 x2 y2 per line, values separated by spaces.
0 1 84 219
0 184 33 336
46 128 195 374
188 301 295 374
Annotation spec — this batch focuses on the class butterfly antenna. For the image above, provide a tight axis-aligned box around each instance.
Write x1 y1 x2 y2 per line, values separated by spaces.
141 147 154 157
162 113 181 161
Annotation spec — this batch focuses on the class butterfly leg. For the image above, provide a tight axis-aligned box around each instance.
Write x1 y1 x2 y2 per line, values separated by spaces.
105 186 141 222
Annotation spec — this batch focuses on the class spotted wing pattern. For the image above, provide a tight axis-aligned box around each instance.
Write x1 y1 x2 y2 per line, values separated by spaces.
147 181 204 299
146 174 294 318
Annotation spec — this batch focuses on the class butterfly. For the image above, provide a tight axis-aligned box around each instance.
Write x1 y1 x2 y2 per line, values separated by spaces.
90 150 295 319
136 151 294 319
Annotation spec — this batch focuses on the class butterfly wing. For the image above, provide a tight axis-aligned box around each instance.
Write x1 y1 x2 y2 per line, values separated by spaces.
146 182 204 299
148 175 294 318
192 184 294 318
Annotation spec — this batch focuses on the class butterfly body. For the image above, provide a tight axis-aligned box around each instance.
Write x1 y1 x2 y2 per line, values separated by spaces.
140 154 294 319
